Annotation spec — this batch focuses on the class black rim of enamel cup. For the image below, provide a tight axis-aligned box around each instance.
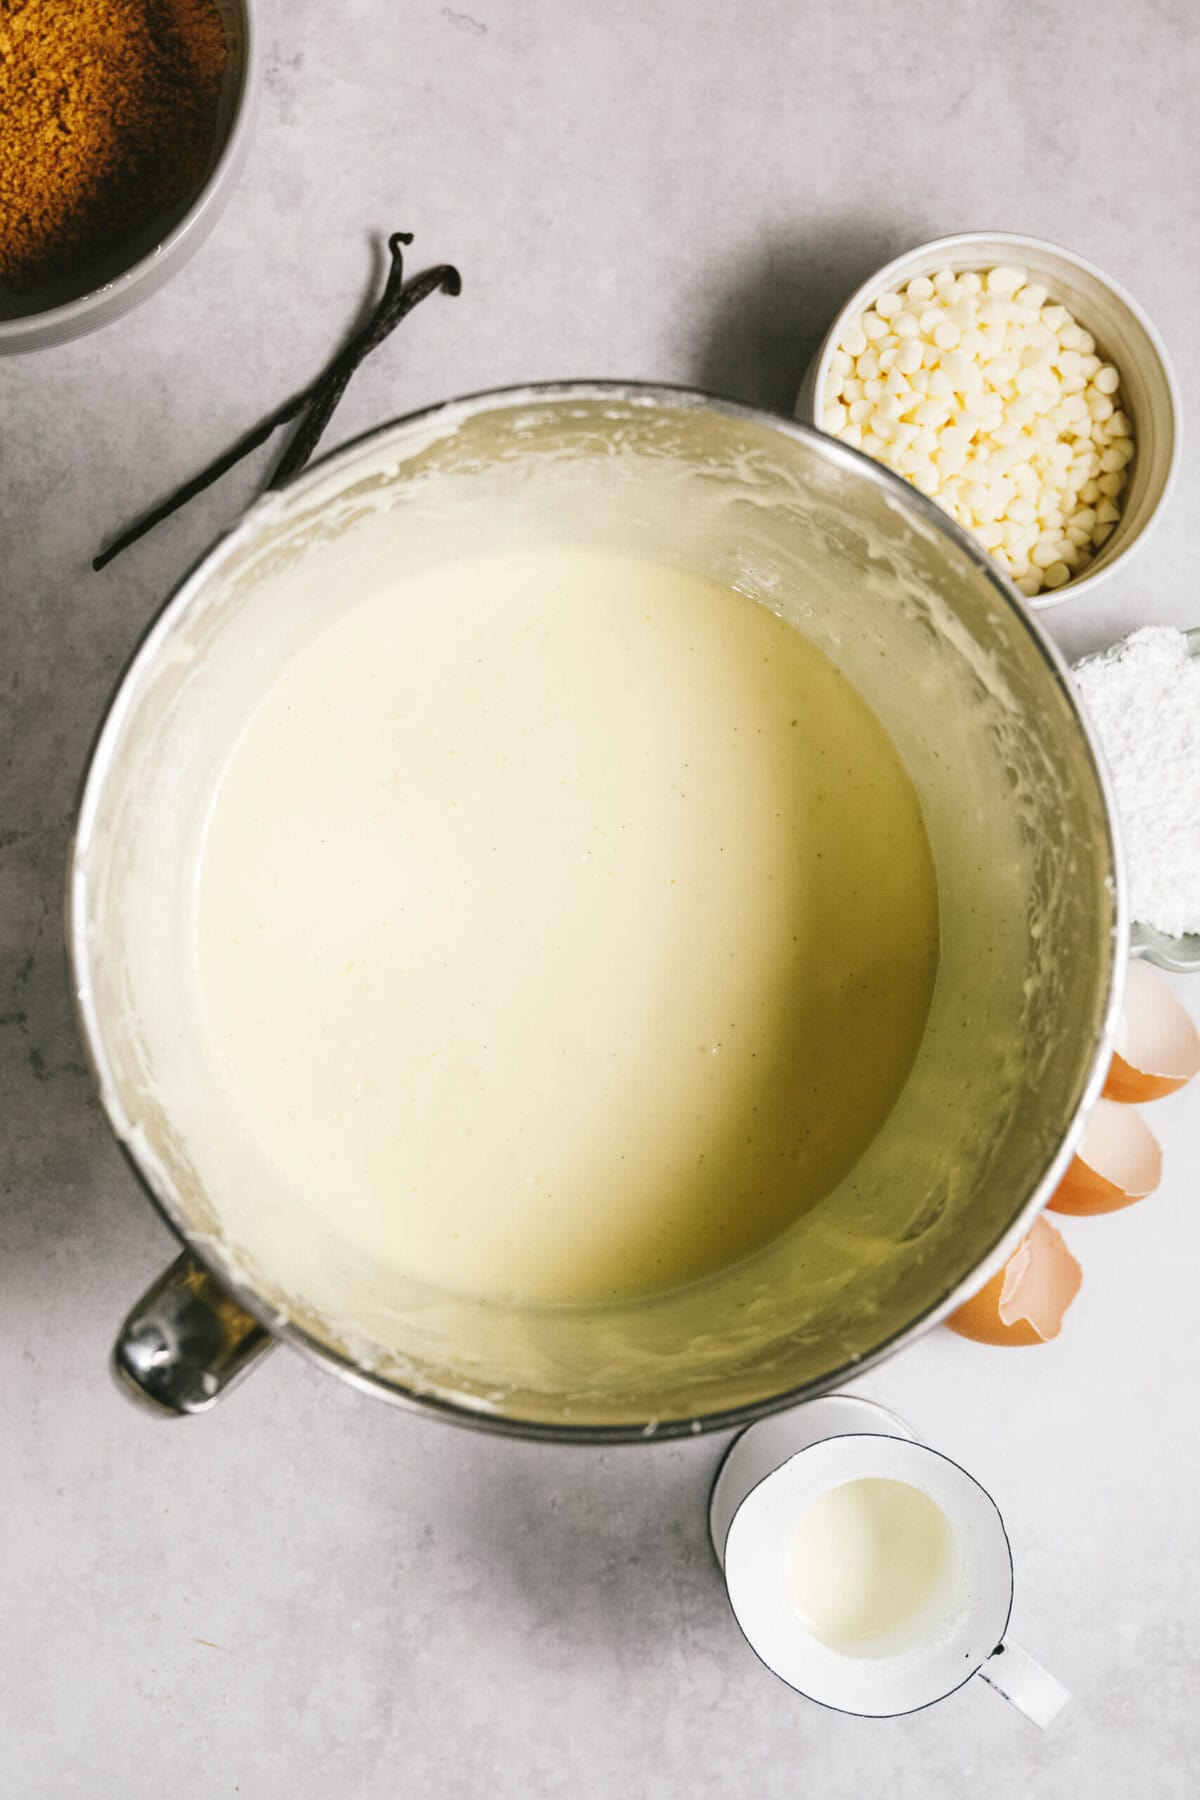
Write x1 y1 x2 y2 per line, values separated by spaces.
712 1431 1015 1719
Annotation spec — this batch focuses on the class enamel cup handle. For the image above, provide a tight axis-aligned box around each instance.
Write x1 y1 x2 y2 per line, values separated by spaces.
978 1639 1070 1728
113 1251 274 1415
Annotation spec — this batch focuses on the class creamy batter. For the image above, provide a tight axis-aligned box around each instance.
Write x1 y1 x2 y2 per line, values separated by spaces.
193 550 938 1305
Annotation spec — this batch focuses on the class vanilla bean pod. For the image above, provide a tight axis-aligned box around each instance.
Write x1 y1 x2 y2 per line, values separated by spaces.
94 233 461 571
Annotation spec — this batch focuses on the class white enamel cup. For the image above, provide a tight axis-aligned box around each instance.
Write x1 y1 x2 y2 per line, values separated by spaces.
711 1397 1068 1726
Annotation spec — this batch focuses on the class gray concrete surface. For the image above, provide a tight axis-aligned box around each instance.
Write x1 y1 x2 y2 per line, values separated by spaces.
3 2 1199 1795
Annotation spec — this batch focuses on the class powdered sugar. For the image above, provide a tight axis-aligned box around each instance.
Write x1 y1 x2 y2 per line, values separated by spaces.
1074 626 1200 938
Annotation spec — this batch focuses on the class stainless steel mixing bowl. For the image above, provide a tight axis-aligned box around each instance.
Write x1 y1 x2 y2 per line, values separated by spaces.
68 384 1125 1437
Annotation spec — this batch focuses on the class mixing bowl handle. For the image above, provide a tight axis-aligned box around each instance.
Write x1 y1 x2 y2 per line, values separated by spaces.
112 1251 275 1415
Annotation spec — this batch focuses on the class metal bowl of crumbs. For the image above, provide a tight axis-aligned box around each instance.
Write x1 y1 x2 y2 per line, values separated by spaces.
796 232 1180 611
0 0 258 354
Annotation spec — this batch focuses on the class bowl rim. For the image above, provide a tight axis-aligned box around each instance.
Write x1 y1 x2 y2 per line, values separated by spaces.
0 0 259 345
796 229 1182 612
68 378 1129 1441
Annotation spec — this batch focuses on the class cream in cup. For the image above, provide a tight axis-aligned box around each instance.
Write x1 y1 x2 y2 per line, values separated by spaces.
713 1402 1068 1725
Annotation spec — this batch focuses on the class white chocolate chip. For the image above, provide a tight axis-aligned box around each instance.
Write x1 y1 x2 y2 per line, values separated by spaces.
820 265 1133 596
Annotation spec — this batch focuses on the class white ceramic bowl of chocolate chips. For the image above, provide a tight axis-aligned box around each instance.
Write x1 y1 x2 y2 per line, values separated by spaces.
796 232 1180 609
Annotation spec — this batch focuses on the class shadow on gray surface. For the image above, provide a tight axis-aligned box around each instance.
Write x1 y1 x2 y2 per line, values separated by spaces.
0 783 147 1291
690 218 914 416
425 1431 732 1665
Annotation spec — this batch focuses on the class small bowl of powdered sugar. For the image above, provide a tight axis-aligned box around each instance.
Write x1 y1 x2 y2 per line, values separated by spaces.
1074 625 1200 972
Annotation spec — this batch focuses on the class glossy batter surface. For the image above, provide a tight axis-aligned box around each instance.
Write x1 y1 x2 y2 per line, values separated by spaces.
193 551 938 1303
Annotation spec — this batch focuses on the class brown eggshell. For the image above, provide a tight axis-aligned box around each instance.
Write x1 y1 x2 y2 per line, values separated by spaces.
946 1265 1043 1346
1103 961 1200 1104
946 1216 1082 1346
1048 1098 1162 1216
